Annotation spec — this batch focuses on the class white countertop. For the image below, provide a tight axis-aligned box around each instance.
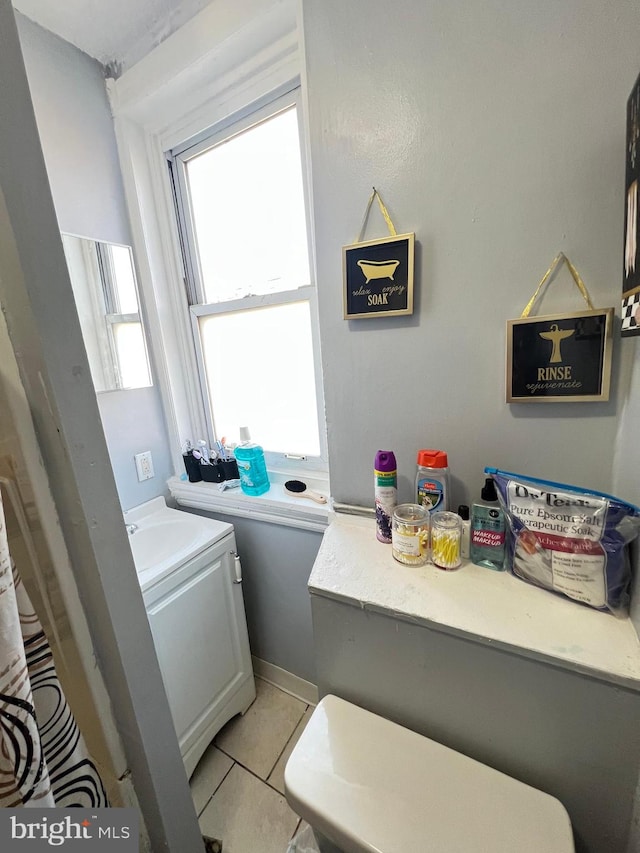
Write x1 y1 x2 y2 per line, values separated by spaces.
308 514 640 690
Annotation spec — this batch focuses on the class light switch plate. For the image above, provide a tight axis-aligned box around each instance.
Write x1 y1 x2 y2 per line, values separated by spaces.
135 451 154 482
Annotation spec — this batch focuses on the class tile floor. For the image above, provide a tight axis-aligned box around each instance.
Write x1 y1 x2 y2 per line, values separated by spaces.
191 677 313 853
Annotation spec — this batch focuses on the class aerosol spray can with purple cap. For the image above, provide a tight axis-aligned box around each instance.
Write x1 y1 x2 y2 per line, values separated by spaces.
374 451 397 543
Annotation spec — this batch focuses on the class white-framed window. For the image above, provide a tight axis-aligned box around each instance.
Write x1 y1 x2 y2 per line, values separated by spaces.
168 87 326 470
107 1 330 509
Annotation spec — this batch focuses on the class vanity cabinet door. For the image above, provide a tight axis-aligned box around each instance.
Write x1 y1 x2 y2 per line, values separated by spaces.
143 534 253 765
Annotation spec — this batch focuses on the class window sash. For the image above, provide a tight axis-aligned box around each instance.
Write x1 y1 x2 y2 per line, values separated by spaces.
190 287 326 469
170 85 310 309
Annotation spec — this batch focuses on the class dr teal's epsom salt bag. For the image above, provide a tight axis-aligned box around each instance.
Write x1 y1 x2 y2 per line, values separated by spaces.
487 468 640 616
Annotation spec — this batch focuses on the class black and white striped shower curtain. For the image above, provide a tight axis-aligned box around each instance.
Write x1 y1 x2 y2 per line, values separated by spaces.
0 490 108 808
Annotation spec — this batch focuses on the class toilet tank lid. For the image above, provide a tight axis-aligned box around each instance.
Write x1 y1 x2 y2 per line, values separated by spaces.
284 695 574 853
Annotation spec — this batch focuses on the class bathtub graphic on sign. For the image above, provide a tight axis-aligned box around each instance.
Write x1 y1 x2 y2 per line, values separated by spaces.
343 233 415 319
357 258 401 283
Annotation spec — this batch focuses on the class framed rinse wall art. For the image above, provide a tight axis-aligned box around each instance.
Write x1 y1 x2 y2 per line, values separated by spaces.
343 188 415 319
506 253 614 403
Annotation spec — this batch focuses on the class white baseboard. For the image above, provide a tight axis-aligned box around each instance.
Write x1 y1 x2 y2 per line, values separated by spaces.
252 656 318 706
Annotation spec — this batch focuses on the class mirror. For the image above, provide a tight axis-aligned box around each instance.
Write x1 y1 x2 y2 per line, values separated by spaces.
62 234 152 392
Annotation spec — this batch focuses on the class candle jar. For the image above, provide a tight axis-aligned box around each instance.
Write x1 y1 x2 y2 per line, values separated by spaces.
392 504 430 566
431 511 462 570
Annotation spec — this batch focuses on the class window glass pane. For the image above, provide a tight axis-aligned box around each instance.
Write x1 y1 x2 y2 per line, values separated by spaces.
113 322 151 389
186 107 310 303
110 245 139 313
199 301 320 455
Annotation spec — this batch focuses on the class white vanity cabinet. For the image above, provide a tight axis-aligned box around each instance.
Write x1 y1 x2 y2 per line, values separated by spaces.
141 529 255 777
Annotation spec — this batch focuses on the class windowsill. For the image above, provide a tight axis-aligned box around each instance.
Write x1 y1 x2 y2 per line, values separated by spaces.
167 471 330 532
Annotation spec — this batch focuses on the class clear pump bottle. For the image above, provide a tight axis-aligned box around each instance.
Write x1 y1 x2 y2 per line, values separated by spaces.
470 477 505 571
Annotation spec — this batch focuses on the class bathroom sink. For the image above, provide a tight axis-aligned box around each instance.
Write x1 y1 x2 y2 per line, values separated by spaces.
129 515 207 572
123 496 233 584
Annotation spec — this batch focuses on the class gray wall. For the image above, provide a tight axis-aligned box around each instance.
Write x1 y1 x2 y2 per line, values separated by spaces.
301 0 640 509
98 387 173 511
16 13 172 512
15 14 129 245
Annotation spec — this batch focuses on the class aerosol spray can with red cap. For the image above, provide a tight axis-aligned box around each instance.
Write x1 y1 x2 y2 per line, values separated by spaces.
374 451 397 543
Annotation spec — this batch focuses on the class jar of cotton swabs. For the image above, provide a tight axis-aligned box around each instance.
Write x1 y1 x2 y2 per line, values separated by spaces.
430 511 462 570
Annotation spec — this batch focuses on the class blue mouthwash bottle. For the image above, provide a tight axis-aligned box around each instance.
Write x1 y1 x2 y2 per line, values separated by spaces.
233 427 270 496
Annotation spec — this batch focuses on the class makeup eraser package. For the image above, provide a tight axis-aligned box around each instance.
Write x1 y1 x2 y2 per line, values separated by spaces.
488 468 640 616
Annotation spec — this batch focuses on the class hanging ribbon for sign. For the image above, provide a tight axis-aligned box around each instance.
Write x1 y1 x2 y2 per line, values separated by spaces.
356 187 398 243
520 252 595 318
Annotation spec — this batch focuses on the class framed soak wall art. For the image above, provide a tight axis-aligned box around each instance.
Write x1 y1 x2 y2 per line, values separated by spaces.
506 253 614 403
343 233 415 318
343 188 415 319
